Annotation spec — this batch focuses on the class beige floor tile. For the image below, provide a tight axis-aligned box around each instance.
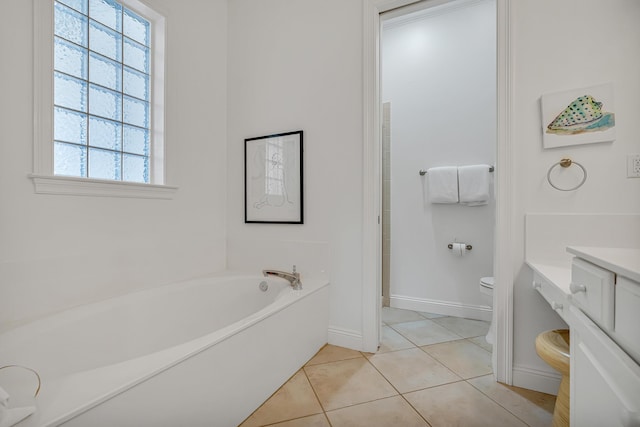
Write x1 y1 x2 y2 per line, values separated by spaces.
304 358 397 411
326 396 429 427
468 375 555 427
422 339 492 379
266 414 331 427
390 319 462 346
382 307 426 324
405 381 528 427
468 335 493 352
367 348 460 393
239 370 323 427
418 311 447 319
377 325 416 353
432 316 490 338
362 325 416 359
305 344 363 366
360 351 376 359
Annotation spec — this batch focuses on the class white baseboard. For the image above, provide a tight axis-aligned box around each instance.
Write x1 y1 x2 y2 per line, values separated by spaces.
390 294 492 322
512 364 561 395
328 327 364 351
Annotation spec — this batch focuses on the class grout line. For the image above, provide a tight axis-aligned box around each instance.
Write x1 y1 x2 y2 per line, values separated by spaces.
419 337 468 350
302 365 329 414
360 347 451 427
465 377 540 427
362 346 416 357
308 359 416 423
300 367 335 427
304 353 365 368
245 343 356 427
398 393 434 427
259 412 329 427
324 394 435 427
304 351 403 422
361 352 402 396
383 315 435 326
426 320 469 339
386 323 428 347
367 338 465 391
420 345 493 382
387 319 467 346
464 336 494 352
323 411 333 427
464 372 495 381
416 312 448 321
251 312 497 426
317 354 434 427
430 316 492 338
238 368 306 426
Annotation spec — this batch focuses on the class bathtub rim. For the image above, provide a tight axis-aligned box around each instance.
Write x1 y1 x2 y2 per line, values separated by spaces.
0 271 293 336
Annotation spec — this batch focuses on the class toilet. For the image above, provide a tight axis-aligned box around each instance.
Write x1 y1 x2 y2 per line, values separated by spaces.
479 276 495 344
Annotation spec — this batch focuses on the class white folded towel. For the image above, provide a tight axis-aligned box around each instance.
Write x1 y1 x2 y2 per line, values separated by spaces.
458 164 491 206
427 166 459 204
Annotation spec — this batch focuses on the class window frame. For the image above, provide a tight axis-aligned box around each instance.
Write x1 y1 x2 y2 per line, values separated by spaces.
32 0 176 199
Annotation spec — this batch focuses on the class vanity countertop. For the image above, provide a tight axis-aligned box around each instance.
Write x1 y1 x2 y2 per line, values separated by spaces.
526 261 572 296
566 246 640 283
526 247 640 302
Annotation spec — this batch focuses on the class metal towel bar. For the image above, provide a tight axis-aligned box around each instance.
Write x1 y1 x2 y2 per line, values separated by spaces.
419 165 495 176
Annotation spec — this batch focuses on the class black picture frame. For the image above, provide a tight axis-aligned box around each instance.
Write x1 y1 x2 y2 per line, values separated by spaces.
244 130 303 224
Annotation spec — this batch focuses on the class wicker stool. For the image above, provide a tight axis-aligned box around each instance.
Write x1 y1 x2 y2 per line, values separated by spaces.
535 329 570 427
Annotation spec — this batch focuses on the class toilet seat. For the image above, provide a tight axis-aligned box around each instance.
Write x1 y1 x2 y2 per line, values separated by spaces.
479 276 495 345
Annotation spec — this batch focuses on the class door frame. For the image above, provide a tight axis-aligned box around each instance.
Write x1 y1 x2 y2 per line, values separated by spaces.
361 0 514 384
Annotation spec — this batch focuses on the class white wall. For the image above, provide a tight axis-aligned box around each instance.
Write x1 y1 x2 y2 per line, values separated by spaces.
510 0 640 389
0 0 228 330
226 0 365 346
382 0 495 319
2 0 638 386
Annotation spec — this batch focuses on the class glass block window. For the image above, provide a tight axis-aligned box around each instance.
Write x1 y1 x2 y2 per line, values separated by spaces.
53 0 151 183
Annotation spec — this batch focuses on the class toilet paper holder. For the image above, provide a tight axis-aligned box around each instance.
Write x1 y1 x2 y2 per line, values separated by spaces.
448 243 472 251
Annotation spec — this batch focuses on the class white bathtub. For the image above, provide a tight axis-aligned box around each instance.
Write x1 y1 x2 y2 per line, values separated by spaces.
0 272 330 427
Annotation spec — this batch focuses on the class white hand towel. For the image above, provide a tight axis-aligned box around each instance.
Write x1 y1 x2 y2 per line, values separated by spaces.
427 166 459 204
458 164 491 206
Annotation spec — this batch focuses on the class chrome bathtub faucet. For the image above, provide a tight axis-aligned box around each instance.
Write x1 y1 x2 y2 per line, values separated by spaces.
262 265 302 290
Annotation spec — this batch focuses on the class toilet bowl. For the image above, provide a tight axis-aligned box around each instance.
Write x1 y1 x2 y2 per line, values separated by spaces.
479 276 495 344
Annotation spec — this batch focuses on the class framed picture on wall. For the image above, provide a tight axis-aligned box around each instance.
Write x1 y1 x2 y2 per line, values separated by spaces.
244 130 304 224
541 82 616 149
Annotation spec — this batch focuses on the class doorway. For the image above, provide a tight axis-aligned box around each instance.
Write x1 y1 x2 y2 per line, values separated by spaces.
362 0 513 384
380 0 496 323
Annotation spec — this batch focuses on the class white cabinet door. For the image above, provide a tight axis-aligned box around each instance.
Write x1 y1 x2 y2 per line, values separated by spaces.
615 276 640 364
570 306 640 427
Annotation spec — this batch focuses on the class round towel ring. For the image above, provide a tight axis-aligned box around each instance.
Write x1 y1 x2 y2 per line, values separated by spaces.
546 158 587 191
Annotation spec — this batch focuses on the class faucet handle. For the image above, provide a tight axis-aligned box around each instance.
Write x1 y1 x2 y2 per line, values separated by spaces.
292 265 297 273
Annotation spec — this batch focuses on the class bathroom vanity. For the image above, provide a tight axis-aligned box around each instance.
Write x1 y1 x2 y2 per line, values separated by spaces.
529 247 640 426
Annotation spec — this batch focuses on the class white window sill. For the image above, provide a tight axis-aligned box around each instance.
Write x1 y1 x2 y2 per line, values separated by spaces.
29 174 178 199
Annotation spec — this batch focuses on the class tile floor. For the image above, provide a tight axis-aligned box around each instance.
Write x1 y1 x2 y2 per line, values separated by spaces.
239 308 556 427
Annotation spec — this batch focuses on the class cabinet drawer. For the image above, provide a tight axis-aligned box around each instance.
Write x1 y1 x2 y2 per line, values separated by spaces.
615 276 640 364
532 272 567 319
570 258 615 331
